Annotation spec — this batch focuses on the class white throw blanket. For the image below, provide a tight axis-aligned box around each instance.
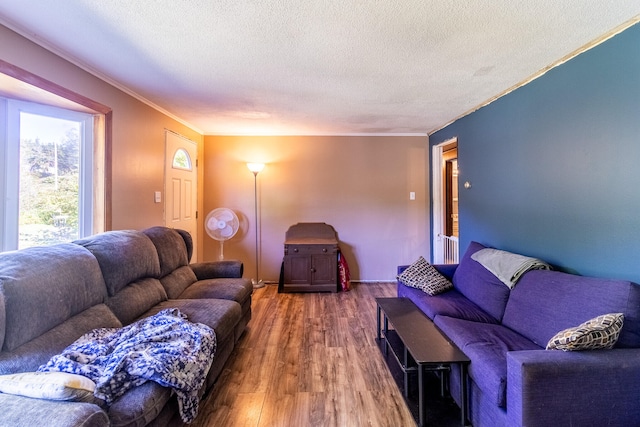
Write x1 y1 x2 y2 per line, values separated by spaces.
471 248 551 289
39 308 216 423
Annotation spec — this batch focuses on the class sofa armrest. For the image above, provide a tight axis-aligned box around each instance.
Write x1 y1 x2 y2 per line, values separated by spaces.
0 393 108 427
397 265 408 277
190 260 243 280
507 349 640 426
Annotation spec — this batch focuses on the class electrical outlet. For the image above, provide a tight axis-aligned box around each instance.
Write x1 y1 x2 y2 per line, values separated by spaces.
409 192 416 200
154 191 162 203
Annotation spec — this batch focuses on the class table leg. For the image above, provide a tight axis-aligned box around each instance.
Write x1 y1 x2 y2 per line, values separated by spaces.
376 304 381 341
383 314 389 357
418 364 425 427
460 363 468 426
403 346 409 397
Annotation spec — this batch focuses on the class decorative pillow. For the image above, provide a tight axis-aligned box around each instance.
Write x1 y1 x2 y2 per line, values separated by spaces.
546 313 624 351
397 256 453 296
0 371 104 405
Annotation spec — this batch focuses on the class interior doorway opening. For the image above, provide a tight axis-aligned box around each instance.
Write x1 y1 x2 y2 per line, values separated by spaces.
432 138 459 264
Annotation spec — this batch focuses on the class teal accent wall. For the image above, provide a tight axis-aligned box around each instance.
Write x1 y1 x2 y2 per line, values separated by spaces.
430 22 640 282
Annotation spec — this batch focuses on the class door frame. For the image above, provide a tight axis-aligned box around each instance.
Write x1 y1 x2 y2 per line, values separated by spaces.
431 137 458 264
164 130 198 260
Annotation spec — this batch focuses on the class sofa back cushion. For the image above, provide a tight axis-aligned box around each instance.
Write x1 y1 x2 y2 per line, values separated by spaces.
74 230 161 296
452 241 511 322
0 244 108 352
175 229 194 263
0 304 121 374
141 226 190 277
160 266 198 299
105 278 168 325
502 269 640 348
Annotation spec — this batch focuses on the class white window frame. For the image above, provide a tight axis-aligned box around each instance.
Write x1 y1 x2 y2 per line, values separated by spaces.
1 98 94 251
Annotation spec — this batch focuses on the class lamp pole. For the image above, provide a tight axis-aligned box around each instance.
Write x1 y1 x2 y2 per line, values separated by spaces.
247 163 265 288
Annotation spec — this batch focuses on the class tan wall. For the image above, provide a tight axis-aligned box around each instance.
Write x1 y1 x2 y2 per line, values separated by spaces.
0 25 205 258
1 24 432 274
203 135 431 281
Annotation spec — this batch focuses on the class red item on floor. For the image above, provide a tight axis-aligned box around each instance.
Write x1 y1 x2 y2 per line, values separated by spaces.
338 250 351 291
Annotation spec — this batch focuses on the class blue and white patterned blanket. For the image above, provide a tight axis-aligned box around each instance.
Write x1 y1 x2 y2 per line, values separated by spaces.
38 308 216 423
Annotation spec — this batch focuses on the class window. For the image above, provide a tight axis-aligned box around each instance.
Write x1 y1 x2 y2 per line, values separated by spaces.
1 61 111 252
1 99 94 250
172 148 192 170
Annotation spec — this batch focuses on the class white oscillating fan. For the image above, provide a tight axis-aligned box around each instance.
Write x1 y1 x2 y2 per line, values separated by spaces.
205 208 240 260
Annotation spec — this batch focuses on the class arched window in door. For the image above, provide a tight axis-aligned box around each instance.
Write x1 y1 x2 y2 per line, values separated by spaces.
172 148 192 170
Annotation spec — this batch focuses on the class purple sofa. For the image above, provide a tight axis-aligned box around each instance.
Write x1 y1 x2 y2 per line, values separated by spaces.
398 241 640 427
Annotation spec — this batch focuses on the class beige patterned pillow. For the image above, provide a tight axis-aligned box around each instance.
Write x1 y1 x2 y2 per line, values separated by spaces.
546 313 624 351
397 256 453 296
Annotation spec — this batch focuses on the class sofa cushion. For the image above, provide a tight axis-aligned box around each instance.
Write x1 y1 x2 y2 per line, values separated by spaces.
106 278 168 325
502 269 640 349
398 283 499 323
546 313 624 351
178 278 253 307
160 266 198 299
107 380 172 427
397 256 453 295
141 227 189 277
0 304 122 374
0 393 109 427
0 243 108 352
452 242 511 322
434 315 541 408
142 299 242 345
74 231 161 296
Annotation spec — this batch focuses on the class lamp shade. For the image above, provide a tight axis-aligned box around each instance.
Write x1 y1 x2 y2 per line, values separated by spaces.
247 163 265 173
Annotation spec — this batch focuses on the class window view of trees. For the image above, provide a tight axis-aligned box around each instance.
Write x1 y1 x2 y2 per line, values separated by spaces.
19 114 81 248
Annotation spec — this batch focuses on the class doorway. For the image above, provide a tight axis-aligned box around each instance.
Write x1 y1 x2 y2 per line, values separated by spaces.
432 138 459 264
164 130 198 261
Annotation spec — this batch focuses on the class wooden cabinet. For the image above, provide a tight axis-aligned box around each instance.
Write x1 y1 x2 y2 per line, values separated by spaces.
281 223 338 292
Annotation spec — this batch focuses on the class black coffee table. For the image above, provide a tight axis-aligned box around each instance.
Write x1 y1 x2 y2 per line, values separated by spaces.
376 297 470 426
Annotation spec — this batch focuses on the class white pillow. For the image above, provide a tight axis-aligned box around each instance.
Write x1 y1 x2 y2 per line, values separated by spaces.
0 371 103 405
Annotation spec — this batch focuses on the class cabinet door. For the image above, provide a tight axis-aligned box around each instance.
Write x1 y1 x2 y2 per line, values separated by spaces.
284 255 311 285
311 254 337 286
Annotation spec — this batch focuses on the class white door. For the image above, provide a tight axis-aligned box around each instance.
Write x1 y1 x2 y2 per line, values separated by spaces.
165 131 198 261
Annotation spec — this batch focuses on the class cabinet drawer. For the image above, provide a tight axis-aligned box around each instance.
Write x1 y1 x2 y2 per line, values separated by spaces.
285 244 337 255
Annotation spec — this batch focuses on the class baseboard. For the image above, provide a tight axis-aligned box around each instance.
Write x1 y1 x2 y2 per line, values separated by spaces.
350 280 396 284
260 280 395 286
262 279 396 285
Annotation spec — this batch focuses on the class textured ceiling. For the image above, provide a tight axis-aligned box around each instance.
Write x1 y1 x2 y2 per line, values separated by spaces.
1 1 639 135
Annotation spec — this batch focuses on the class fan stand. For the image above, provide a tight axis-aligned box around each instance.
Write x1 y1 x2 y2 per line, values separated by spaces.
219 240 225 261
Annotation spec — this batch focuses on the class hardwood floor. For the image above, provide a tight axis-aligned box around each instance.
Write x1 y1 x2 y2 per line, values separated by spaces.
190 282 417 427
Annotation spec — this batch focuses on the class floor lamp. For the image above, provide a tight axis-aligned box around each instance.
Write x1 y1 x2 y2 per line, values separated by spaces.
247 163 265 288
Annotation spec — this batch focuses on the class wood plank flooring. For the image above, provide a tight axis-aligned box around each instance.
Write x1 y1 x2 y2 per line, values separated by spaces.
190 282 417 427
